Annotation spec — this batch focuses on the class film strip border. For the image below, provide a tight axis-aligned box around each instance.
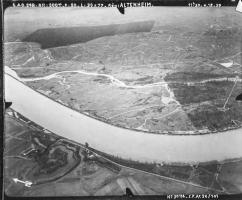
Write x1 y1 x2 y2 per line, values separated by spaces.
2 0 241 9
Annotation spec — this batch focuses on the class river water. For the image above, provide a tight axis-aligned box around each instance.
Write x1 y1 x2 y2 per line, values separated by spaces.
5 70 242 164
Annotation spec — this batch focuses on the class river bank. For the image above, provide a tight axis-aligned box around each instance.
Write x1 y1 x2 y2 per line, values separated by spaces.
5 71 242 164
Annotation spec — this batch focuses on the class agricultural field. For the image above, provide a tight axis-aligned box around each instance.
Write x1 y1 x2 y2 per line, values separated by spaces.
4 7 242 134
4 111 242 196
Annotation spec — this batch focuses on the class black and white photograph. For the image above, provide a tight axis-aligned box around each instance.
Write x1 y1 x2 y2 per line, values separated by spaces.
3 3 242 197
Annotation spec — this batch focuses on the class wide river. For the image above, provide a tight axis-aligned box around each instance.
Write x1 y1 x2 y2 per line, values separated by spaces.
5 69 242 164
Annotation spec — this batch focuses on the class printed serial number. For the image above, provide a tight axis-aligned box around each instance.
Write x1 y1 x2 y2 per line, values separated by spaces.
167 194 219 199
188 2 222 7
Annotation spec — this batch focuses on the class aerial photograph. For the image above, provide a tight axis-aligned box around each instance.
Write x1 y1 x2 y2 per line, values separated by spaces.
3 6 242 196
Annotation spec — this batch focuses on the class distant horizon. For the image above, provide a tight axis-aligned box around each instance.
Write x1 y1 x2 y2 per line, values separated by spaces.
4 7 241 43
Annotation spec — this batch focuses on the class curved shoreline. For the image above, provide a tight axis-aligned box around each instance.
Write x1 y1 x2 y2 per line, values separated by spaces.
5 71 242 163
19 69 242 135
6 70 242 136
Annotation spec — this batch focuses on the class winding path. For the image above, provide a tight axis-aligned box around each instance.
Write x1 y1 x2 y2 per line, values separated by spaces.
20 69 242 87
20 70 167 89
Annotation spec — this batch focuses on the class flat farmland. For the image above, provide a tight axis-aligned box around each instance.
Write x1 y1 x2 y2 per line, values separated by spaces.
4 112 242 196
6 17 242 134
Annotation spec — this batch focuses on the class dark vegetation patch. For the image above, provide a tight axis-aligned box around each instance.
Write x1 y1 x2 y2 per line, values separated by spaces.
32 131 57 147
191 168 215 187
168 81 242 131
168 81 234 105
197 162 220 174
164 72 235 82
23 21 154 49
33 147 68 175
29 142 81 184
187 102 242 131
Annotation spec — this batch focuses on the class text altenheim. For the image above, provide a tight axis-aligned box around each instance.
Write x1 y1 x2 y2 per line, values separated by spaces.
117 2 153 7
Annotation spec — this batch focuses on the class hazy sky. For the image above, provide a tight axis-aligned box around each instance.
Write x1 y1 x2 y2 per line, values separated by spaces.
5 7 241 27
4 7 242 42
